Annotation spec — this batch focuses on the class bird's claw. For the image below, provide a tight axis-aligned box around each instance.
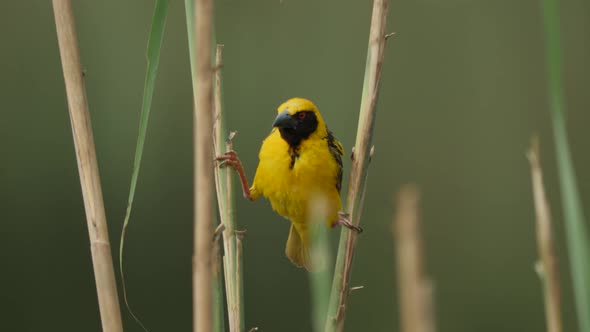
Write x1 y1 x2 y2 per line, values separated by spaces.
217 159 235 169
334 212 363 233
215 150 238 161
215 151 239 169
338 211 350 218
214 150 254 201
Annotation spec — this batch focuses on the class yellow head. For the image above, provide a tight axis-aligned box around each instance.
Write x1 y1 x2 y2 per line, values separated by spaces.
272 97 328 146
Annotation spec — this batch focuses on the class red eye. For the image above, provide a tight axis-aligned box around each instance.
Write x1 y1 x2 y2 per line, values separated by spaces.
298 112 306 120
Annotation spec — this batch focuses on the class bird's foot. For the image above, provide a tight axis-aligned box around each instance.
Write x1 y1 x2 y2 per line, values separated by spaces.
215 150 253 201
215 150 239 168
333 211 363 233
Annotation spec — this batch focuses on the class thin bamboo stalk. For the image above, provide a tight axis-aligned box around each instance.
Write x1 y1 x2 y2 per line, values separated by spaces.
527 137 563 332
51 1 123 331
393 186 435 332
212 44 244 332
193 0 215 330
324 1 390 331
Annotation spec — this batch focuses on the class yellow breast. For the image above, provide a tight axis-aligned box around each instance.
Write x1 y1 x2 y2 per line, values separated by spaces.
250 128 342 225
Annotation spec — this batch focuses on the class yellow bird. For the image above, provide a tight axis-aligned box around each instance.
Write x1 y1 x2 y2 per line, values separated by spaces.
217 97 361 270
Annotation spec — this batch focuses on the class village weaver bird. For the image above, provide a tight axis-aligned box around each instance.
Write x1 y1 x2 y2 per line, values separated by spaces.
216 97 362 270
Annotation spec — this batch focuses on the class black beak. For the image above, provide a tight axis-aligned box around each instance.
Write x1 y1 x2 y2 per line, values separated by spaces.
272 110 297 129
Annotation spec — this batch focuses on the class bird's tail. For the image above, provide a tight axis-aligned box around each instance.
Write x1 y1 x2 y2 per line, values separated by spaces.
285 224 312 271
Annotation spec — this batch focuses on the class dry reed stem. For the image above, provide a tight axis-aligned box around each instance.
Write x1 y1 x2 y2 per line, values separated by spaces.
212 222 225 332
393 185 435 332
236 231 244 325
211 44 228 332
325 1 389 331
193 0 214 330
527 137 563 332
212 44 244 332
51 1 123 331
221 134 241 331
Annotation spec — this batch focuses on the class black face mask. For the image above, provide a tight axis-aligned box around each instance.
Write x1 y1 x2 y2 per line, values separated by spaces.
272 110 318 148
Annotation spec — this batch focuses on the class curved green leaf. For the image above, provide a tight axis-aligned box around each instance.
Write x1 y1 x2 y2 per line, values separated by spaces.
119 1 169 330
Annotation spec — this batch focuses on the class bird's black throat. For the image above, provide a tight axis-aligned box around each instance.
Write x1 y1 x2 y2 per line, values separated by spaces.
275 110 318 169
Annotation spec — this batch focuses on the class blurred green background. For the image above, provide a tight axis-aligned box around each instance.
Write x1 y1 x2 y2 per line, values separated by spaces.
2 0 589 331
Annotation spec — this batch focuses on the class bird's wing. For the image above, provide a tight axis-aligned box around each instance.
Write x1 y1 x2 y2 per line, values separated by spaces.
325 129 344 192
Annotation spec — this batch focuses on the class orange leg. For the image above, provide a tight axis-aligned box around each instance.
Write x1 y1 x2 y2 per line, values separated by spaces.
332 212 363 233
215 151 254 201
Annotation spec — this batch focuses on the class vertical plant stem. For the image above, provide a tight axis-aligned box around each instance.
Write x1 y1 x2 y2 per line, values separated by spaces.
393 186 435 332
193 0 215 330
51 1 123 331
324 1 389 331
236 231 246 330
527 138 563 332
541 0 590 331
212 44 245 332
212 225 226 332
308 197 332 332
211 45 227 332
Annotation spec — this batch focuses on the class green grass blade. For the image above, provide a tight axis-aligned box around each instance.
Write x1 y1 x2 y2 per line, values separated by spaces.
541 0 590 331
184 0 195 86
119 1 169 330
